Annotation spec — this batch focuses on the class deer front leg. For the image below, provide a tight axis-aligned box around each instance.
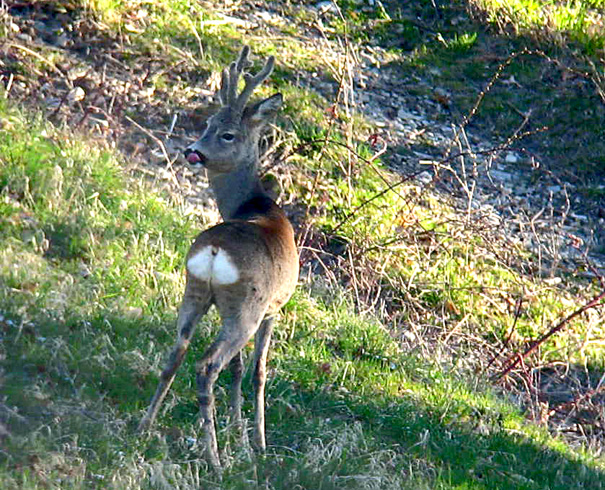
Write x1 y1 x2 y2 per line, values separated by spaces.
252 316 275 452
139 294 210 433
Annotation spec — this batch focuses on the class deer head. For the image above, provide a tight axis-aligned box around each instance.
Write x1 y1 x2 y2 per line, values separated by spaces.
184 46 282 178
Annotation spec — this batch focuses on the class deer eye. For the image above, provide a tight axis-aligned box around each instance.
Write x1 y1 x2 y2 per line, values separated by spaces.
221 132 235 142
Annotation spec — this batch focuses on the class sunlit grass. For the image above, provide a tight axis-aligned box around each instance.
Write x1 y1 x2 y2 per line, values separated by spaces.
474 0 605 53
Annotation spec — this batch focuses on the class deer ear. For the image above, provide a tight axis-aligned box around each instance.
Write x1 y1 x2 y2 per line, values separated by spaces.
244 93 283 127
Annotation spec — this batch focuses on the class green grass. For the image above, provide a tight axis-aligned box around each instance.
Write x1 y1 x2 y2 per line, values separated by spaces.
474 0 605 55
1 88 604 489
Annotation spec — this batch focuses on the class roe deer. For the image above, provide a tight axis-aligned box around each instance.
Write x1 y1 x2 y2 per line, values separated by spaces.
138 46 299 467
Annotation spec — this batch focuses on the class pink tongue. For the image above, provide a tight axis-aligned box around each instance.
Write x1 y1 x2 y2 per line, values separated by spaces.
187 152 201 164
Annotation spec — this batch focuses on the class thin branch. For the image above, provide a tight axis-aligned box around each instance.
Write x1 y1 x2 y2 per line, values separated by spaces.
124 115 180 188
495 289 605 382
7 42 67 79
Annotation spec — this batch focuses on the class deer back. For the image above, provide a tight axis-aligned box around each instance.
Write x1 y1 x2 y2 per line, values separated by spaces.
186 195 298 316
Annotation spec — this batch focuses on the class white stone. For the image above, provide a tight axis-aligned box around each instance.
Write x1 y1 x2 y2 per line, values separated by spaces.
315 1 337 13
416 171 433 185
505 152 519 164
67 86 85 103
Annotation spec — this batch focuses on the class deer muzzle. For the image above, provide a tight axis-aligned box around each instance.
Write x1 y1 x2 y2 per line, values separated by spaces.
184 148 206 167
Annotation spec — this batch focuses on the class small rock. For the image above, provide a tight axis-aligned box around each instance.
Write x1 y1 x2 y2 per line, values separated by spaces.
255 11 285 26
67 86 85 103
54 34 70 48
570 213 588 222
416 171 433 185
16 33 32 42
397 108 422 121
490 170 512 182
315 1 337 14
44 96 61 109
505 152 519 164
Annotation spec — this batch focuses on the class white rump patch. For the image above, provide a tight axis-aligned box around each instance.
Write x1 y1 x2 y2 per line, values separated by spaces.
187 246 240 285
212 249 240 284
186 246 213 281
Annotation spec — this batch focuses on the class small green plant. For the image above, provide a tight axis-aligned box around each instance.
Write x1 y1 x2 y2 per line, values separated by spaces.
443 32 479 52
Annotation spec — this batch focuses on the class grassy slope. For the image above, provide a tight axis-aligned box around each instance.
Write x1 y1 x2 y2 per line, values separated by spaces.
1 1 604 488
1 97 603 489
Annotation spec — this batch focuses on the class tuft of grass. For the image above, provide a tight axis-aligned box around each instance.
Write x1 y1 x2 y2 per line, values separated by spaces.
0 104 195 323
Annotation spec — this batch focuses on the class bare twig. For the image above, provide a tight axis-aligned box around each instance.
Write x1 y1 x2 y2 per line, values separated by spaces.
495 290 605 382
6 42 68 79
125 115 172 164
330 171 421 235
485 296 524 372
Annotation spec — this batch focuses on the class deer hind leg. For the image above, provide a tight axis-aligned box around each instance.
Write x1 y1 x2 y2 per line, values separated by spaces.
196 309 266 467
252 316 275 452
138 288 211 433
228 351 249 446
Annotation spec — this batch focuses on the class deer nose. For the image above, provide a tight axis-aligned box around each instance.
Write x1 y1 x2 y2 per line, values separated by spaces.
184 148 205 166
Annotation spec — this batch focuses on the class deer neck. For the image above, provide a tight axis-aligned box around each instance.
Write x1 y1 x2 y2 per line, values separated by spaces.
208 161 266 221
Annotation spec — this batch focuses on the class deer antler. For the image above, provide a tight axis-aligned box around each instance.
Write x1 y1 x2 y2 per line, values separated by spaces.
234 55 274 111
218 46 275 113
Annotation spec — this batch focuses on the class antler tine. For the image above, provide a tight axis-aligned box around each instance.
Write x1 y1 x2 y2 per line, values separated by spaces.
236 45 251 72
235 55 275 111
227 61 240 105
218 46 252 106
219 68 230 105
